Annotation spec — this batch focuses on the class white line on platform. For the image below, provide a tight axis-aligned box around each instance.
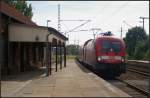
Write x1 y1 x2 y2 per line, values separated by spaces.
11 80 32 96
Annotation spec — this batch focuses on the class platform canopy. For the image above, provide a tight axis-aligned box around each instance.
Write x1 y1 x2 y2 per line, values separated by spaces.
9 23 68 43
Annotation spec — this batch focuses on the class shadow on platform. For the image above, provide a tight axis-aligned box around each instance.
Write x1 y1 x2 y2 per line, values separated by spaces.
1 69 45 82
75 59 91 73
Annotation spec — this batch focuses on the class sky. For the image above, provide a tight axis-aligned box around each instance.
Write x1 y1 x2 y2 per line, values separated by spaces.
27 1 149 45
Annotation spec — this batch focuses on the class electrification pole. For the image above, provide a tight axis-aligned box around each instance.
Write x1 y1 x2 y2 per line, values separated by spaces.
90 28 102 39
58 4 61 32
121 27 122 38
139 17 149 62
139 17 149 31
139 18 150 96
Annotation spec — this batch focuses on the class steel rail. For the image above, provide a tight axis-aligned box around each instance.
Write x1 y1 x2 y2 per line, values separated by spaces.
117 78 149 96
127 68 150 77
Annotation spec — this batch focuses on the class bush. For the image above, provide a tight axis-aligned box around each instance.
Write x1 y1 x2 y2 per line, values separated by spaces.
133 41 147 60
143 50 149 60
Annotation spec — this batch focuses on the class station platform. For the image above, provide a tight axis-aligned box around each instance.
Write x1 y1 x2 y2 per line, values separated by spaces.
1 59 130 97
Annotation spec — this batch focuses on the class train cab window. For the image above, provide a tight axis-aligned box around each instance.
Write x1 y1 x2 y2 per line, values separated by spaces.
101 41 121 53
101 41 110 53
112 42 121 52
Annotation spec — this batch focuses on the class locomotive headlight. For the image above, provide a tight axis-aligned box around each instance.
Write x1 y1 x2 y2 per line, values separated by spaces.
121 57 125 62
98 56 102 61
114 56 122 60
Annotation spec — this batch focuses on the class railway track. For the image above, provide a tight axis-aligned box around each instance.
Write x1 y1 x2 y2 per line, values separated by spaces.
117 78 149 97
127 60 150 75
107 78 148 98
76 59 149 97
127 68 150 77
107 67 149 97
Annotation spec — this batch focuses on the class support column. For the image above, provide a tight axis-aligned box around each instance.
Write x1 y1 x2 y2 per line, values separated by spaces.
64 44 66 67
49 42 52 75
43 45 46 68
46 42 49 76
7 17 11 75
35 45 39 64
18 42 21 72
26 45 30 70
60 43 62 69
55 43 58 72
23 44 27 71
41 45 44 67
7 42 10 74
33 44 36 64
20 42 25 72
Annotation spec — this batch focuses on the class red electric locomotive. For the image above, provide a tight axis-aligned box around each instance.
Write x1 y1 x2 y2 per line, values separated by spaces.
78 32 126 78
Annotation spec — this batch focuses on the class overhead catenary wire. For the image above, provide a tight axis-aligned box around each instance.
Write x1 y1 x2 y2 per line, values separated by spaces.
87 1 130 35
58 2 112 42
102 1 130 24
123 20 133 28
90 2 111 23
57 1 137 45
97 1 130 37
60 2 110 41
87 2 111 32
67 20 91 33
61 20 91 33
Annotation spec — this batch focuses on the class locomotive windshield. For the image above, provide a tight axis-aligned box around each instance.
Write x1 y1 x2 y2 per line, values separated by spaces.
101 41 121 53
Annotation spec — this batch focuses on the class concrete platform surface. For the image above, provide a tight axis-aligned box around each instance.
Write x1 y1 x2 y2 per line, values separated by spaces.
1 59 130 97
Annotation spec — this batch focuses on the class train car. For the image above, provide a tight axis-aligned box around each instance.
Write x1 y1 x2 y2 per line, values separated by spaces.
78 32 126 77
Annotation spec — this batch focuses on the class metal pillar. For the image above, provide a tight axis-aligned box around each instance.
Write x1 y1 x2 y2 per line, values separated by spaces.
45 43 49 76
55 43 58 72
49 42 52 75
7 41 10 75
58 4 61 32
64 45 66 67
121 27 122 38
35 45 39 64
60 43 62 69
18 42 21 73
20 43 25 72
7 17 11 75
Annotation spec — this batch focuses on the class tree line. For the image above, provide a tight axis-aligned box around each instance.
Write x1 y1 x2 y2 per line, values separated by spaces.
5 0 33 19
124 26 149 60
66 44 79 55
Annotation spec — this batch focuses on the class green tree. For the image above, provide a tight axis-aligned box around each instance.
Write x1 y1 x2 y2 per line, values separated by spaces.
125 26 147 57
5 0 33 19
134 40 146 60
25 4 33 19
66 44 79 55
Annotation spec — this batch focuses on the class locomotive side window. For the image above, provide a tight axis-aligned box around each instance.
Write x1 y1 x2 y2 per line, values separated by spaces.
101 41 121 53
